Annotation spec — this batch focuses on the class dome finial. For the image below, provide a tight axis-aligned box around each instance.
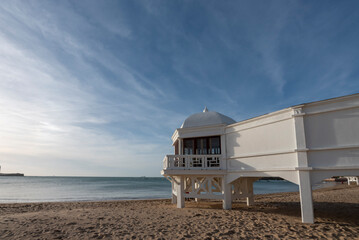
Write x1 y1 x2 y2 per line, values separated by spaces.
203 106 208 112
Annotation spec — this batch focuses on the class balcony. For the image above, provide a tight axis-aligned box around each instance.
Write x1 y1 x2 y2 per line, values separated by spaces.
163 154 222 170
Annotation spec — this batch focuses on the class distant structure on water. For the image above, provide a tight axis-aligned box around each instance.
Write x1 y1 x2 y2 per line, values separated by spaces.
0 165 24 177
161 93 359 223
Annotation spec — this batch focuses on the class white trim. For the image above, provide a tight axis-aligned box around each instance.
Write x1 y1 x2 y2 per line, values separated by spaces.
226 108 293 128
175 125 226 140
228 149 297 159
295 167 313 171
227 168 297 172
312 166 359 171
304 105 359 117
226 117 292 134
302 93 359 108
227 144 359 159
162 170 227 175
308 145 359 152
292 113 305 117
171 130 179 143
176 124 227 133
226 166 359 173
296 148 309 152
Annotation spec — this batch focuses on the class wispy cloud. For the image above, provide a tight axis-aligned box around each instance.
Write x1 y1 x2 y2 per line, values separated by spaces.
248 1 296 94
0 1 180 176
1 1 358 176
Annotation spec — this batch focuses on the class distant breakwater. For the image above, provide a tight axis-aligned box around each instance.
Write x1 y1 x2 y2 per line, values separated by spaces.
0 173 24 176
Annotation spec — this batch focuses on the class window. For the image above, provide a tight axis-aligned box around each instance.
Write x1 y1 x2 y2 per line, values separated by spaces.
209 136 220 154
183 136 221 155
195 138 207 154
183 139 194 155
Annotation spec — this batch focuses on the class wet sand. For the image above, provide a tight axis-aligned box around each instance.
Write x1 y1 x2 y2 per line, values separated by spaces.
0 185 358 239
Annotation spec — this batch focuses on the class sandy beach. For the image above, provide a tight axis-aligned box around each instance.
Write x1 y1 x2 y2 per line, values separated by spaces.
0 185 358 239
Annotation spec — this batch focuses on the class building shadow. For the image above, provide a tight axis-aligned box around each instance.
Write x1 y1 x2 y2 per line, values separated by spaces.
185 200 359 226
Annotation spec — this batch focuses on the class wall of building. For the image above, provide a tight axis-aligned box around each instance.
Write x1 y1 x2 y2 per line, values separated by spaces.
225 109 297 171
303 96 359 169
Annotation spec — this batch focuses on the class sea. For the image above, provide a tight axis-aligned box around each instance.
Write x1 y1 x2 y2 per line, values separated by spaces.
0 176 338 203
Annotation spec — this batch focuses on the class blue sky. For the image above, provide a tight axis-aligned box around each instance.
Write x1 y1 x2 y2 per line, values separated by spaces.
0 0 358 176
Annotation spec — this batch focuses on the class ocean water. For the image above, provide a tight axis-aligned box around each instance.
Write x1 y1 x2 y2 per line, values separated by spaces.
0 176 332 203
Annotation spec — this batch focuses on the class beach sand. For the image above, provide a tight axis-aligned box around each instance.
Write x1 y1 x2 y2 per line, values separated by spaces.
0 185 358 239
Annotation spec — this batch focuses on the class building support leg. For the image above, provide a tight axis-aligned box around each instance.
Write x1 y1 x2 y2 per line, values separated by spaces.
171 180 177 204
298 171 314 223
222 176 232 210
194 182 199 202
177 176 185 208
246 178 254 206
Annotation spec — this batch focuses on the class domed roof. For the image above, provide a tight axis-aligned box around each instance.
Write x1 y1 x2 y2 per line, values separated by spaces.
181 107 236 128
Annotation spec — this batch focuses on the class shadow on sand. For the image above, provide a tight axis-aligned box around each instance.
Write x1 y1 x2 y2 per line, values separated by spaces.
184 200 359 226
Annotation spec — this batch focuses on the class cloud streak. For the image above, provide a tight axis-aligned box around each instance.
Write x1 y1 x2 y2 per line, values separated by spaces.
0 1 179 176
1 1 358 176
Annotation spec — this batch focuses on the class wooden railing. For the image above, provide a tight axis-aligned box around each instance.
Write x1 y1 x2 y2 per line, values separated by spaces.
163 155 222 170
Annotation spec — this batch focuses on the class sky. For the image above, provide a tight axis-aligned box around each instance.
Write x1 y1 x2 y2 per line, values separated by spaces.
1 0 359 177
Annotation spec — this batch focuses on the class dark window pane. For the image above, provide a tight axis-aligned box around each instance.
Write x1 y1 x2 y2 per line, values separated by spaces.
203 139 207 154
196 139 201 154
184 139 194 155
183 136 220 155
210 137 220 154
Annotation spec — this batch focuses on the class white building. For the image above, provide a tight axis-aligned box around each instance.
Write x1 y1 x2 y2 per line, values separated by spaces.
161 93 359 223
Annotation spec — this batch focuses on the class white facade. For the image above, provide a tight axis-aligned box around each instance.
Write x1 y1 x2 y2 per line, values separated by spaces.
161 93 359 223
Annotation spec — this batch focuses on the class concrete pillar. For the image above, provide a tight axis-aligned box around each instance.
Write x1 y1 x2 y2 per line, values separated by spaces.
171 180 177 204
246 179 254 206
298 171 314 223
177 176 185 208
222 176 232 210
194 181 199 202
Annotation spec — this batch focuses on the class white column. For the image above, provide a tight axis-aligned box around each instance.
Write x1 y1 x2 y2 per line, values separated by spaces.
220 134 227 170
194 181 199 202
177 176 185 208
171 180 177 204
298 171 314 223
293 107 314 223
246 179 254 206
222 176 232 210
292 107 309 168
